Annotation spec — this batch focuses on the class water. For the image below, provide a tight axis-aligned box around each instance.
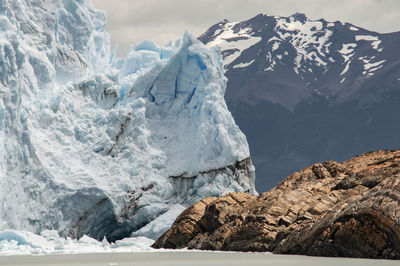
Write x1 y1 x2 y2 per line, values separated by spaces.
0 251 397 266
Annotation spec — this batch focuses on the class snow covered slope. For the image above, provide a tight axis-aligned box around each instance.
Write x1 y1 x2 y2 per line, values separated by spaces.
200 13 400 110
200 13 400 191
0 0 255 241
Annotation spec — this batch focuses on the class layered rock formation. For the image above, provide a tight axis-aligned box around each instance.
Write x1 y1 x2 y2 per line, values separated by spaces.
153 150 400 259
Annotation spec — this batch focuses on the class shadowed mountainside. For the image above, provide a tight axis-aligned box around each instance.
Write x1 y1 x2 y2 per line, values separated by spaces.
199 13 400 191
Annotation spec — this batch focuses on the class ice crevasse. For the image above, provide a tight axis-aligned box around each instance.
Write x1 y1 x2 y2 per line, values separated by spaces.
0 0 256 242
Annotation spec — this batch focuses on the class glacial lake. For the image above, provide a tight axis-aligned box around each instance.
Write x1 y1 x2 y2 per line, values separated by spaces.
0 251 398 266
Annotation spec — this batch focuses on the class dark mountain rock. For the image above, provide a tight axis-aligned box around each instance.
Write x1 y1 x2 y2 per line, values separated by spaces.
199 13 400 191
153 150 400 259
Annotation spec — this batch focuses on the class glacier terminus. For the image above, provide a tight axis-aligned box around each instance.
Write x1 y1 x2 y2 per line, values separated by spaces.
0 0 256 244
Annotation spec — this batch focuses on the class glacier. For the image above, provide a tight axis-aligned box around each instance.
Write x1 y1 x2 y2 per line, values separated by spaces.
0 0 256 243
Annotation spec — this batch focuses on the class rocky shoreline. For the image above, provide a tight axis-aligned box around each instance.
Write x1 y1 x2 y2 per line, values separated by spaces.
153 150 400 260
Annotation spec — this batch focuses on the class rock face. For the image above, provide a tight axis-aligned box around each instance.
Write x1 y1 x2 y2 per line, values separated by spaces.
153 150 400 259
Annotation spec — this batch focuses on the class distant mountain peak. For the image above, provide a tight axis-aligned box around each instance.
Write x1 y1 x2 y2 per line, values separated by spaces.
199 13 400 110
289 12 308 23
199 13 400 191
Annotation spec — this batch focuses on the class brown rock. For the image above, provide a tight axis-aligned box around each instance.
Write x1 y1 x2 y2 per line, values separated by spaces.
153 150 400 259
153 196 217 249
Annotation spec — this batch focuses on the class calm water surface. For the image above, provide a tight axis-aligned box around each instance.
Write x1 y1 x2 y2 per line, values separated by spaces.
0 251 398 266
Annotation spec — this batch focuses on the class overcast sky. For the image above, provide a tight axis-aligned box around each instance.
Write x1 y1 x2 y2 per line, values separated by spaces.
91 0 400 55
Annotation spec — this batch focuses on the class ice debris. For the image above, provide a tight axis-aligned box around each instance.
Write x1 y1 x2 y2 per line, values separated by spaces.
0 230 154 255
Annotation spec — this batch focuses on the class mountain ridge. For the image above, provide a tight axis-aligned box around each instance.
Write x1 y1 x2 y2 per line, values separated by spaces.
199 13 400 190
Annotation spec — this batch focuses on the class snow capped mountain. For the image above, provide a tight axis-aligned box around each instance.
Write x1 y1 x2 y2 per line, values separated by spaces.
0 0 255 242
200 13 400 190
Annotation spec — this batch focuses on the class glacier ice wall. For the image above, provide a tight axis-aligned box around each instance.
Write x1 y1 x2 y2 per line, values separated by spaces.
0 0 256 241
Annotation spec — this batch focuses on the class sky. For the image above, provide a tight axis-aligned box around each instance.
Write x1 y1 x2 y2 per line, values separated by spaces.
91 0 400 56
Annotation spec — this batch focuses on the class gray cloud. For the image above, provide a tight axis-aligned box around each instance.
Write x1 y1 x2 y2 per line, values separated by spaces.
92 0 400 55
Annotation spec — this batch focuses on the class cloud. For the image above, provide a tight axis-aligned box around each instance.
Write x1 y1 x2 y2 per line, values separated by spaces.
92 0 400 55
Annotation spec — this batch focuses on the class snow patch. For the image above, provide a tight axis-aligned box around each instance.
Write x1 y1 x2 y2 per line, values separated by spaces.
207 23 261 68
233 59 256 69
359 56 385 75
272 42 280 51
265 52 276 71
355 35 382 51
268 36 282 42
274 17 332 73
338 43 357 75
355 35 379 42
339 43 357 55
363 60 386 70
340 61 350 75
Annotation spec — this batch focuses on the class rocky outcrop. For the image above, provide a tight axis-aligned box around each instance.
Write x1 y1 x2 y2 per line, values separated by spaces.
153 150 400 259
